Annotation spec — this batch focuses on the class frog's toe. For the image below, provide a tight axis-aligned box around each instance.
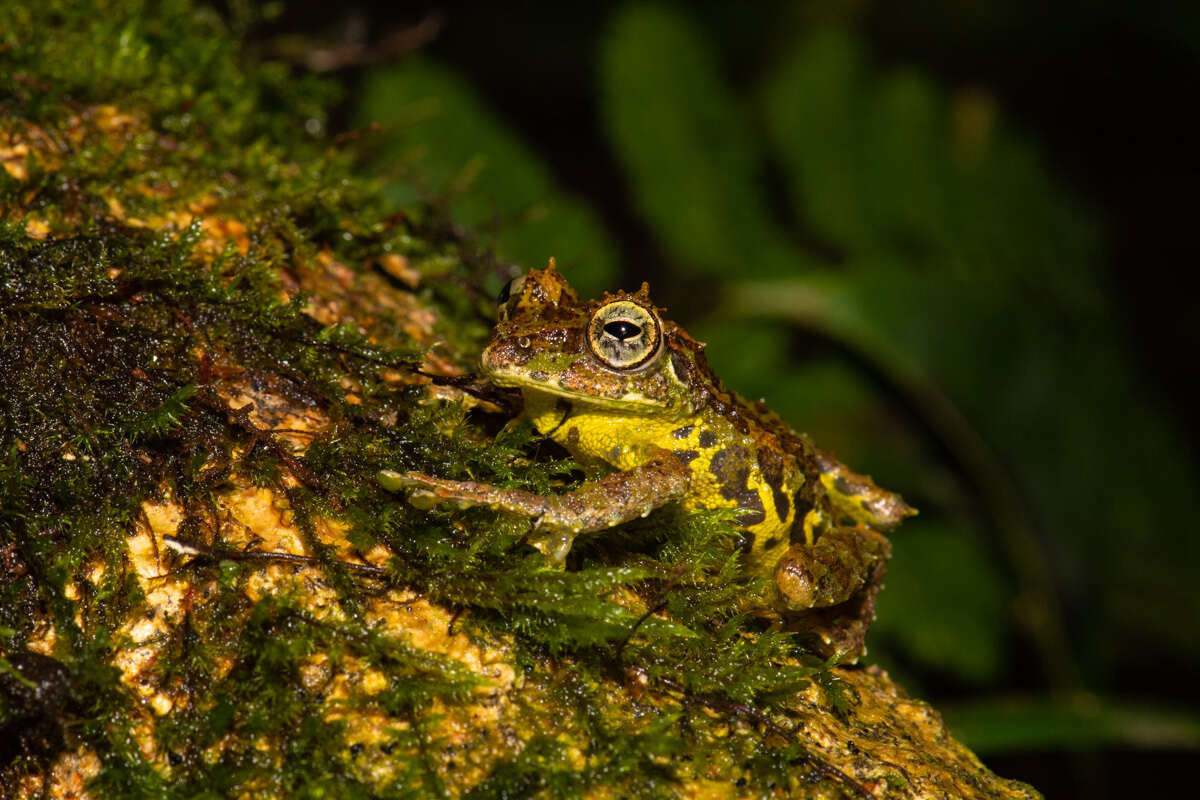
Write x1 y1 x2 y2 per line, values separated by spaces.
377 469 414 491
378 471 475 510
406 489 442 510
527 529 575 568
378 470 443 492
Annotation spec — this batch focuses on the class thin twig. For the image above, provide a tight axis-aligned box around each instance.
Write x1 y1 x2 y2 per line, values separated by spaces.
162 535 388 578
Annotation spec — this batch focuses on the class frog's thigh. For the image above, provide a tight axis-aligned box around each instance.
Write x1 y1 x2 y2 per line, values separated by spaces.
773 526 891 610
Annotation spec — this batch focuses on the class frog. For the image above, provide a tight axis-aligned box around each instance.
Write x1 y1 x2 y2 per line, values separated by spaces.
380 261 914 660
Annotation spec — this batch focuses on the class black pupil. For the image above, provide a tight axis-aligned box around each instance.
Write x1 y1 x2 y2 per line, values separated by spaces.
497 280 513 304
604 320 642 341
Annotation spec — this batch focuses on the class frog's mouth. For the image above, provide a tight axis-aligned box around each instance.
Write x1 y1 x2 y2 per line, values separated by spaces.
485 363 675 414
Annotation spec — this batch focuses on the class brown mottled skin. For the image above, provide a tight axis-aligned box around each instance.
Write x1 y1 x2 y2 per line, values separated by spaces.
382 262 914 660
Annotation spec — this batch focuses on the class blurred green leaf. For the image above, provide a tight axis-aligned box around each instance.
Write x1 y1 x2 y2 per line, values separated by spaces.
757 25 1200 679
356 60 617 295
943 696 1200 755
760 27 878 252
872 522 1009 685
598 4 802 277
594 2 1200 697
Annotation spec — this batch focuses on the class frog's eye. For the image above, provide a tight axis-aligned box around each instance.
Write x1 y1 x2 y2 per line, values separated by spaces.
496 274 526 321
587 301 662 370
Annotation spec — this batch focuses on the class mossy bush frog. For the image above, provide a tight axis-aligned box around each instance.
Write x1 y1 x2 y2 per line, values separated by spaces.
382 263 914 659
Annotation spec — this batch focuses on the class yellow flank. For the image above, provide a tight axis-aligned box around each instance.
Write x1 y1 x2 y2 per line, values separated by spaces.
523 389 800 573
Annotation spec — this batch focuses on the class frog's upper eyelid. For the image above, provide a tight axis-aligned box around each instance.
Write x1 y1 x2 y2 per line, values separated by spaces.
497 274 526 305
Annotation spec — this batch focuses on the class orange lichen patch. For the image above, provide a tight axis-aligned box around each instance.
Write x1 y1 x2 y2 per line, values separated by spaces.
0 139 33 180
88 104 142 137
68 475 522 792
23 217 51 239
293 249 470 378
111 192 255 258
311 514 393 568
15 749 102 800
24 620 61 660
208 489 518 781
0 120 64 180
218 388 330 452
299 249 363 329
110 501 202 712
218 484 310 555
1 107 255 257
1 105 144 182
198 215 251 256
782 666 1040 798
366 593 515 697
376 252 420 289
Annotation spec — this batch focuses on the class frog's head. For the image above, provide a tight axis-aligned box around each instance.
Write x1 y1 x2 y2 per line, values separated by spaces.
481 260 708 416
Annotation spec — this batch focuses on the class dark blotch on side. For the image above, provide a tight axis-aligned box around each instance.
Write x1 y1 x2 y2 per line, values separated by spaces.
772 488 790 523
737 500 766 527
671 424 694 439
710 446 766 527
698 430 717 449
708 446 744 482
672 449 700 465
566 427 580 447
789 487 823 543
757 447 791 523
834 475 859 496
789 504 806 541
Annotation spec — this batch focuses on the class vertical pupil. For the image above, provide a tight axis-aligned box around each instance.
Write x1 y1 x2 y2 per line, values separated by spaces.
604 320 641 340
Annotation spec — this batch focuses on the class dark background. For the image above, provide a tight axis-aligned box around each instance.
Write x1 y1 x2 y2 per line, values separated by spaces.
254 2 1200 797
262 0 1200 442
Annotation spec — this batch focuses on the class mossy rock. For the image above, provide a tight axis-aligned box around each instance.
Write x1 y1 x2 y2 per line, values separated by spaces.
0 2 1040 797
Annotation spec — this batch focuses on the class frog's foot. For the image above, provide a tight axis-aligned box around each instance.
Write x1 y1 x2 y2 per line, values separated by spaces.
379 469 573 563
787 561 886 664
771 525 891 663
378 453 689 566
378 470 526 512
773 525 891 611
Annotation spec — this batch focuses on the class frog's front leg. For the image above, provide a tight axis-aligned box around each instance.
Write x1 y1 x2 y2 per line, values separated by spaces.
772 523 891 612
379 450 690 565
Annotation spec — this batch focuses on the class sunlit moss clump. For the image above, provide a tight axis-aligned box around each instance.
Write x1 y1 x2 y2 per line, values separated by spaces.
1 2 1040 798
